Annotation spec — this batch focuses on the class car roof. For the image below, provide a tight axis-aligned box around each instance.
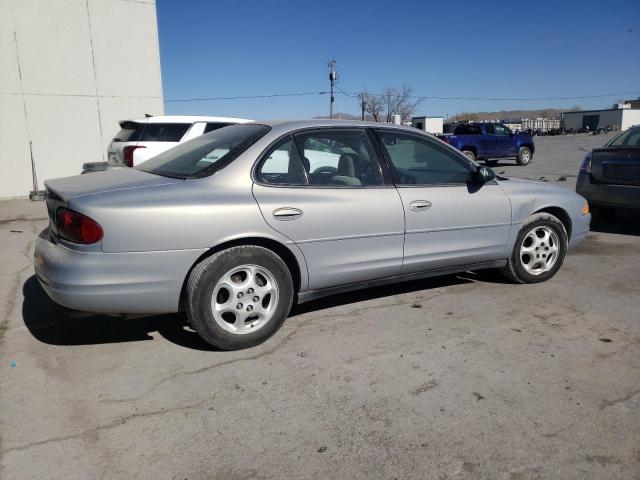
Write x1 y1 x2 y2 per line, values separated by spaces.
253 119 423 133
123 115 254 124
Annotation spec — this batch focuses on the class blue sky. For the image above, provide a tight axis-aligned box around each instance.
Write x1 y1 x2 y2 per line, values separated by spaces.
158 0 640 119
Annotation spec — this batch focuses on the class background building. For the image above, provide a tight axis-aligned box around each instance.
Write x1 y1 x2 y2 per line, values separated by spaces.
521 118 561 132
411 116 444 134
0 0 164 198
561 104 640 132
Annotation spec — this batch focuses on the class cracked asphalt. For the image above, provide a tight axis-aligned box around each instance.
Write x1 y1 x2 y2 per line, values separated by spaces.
1 134 639 479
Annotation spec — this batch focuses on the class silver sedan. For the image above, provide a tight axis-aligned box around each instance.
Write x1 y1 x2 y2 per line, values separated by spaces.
34 120 591 349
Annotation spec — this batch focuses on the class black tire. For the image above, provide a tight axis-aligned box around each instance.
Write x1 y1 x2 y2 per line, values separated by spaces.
500 212 568 284
186 245 294 350
462 150 476 161
516 146 532 166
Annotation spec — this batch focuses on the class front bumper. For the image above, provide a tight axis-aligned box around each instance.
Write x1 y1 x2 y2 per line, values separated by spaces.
576 173 640 210
33 229 207 314
569 212 590 249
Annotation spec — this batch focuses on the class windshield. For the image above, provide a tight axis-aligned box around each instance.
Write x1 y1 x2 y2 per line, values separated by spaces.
608 127 640 147
136 124 271 178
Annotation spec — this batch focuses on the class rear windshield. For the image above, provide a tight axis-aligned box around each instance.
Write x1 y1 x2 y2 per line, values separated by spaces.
204 122 233 133
136 124 271 179
112 122 191 142
608 128 640 147
454 124 482 135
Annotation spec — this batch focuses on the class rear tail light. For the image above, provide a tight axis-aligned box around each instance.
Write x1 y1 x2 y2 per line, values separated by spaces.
122 145 145 167
55 207 103 244
441 136 450 144
579 151 592 174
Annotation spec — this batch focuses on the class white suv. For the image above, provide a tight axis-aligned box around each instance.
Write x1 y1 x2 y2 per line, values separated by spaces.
107 115 253 167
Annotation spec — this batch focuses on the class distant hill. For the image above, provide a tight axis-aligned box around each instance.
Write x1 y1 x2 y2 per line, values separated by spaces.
448 108 567 122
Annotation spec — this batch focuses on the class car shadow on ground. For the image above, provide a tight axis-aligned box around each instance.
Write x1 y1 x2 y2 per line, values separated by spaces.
22 272 493 351
590 209 640 236
21 276 216 350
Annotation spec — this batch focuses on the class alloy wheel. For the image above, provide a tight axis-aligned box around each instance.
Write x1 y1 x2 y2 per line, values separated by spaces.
210 264 279 334
519 226 559 275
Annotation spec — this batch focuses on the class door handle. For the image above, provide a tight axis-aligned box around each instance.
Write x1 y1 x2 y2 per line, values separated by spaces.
409 200 432 211
273 207 303 221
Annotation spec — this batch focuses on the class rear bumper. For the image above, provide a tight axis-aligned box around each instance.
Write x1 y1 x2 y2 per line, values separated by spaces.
33 229 206 314
569 212 590 250
576 173 640 210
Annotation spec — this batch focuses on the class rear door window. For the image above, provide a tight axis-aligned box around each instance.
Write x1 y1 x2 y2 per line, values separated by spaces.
256 137 307 185
454 124 482 135
294 129 383 187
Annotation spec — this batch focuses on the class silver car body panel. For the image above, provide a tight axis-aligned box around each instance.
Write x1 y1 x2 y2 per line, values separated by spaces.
35 230 206 313
35 119 590 314
253 184 404 289
496 177 590 250
396 182 511 273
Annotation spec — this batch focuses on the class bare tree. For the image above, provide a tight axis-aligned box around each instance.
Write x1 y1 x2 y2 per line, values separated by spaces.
381 85 422 123
357 85 421 123
358 89 383 122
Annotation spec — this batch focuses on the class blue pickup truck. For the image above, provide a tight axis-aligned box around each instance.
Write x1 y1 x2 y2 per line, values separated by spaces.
439 123 535 166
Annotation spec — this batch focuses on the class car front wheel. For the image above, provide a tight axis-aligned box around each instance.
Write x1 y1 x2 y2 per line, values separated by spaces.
186 245 294 350
500 212 568 283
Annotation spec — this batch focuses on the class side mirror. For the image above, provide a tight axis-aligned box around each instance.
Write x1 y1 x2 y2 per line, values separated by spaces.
476 165 495 183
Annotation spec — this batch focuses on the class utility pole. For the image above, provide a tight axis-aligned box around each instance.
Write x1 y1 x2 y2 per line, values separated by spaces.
328 58 337 119
361 99 367 121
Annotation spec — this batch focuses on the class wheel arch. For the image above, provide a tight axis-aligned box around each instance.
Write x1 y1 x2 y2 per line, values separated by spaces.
179 236 306 311
520 143 535 154
460 145 477 157
532 206 572 239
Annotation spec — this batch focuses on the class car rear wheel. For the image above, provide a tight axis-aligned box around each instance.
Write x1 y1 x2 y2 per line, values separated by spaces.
462 150 476 161
186 245 294 350
500 213 568 284
516 146 532 166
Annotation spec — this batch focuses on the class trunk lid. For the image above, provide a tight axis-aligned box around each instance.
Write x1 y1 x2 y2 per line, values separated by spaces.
590 147 640 186
45 167 181 201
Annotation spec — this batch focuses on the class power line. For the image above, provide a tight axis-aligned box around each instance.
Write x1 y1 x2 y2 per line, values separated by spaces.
164 89 640 103
165 91 328 102
337 89 640 102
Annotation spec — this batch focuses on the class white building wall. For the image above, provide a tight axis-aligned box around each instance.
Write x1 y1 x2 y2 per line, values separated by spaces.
411 116 443 134
621 110 640 130
0 0 164 198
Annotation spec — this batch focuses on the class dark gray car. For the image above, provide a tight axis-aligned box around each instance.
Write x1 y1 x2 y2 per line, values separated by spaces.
576 125 640 215
35 120 590 350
